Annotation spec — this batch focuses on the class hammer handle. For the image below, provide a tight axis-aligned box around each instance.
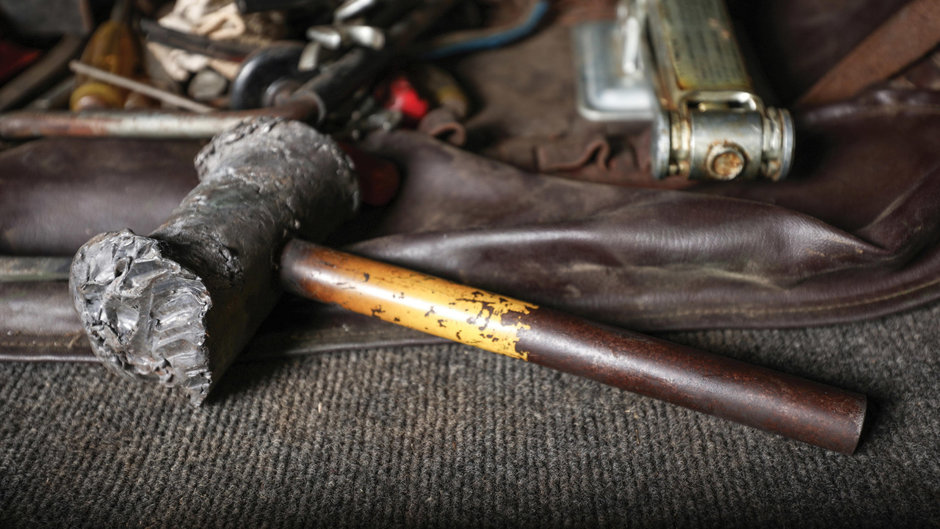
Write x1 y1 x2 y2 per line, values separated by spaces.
279 240 866 453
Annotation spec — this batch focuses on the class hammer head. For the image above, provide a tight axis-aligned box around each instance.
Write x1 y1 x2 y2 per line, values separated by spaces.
70 119 359 404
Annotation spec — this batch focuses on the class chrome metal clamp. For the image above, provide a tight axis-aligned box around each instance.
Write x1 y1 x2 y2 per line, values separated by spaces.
573 0 794 181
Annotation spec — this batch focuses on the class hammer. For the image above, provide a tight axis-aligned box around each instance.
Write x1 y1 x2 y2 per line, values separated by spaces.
69 119 866 453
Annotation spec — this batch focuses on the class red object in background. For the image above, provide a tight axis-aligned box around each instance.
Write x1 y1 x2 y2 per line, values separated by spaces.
0 41 41 84
339 143 402 207
380 74 430 124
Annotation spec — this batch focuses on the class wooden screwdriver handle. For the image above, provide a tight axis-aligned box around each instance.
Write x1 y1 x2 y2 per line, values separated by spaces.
279 239 866 454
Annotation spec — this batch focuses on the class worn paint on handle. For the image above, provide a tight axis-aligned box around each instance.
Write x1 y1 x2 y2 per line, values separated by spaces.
279 240 867 453
280 241 537 361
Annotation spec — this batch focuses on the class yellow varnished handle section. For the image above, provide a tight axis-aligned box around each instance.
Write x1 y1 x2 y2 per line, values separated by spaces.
280 241 537 360
70 20 139 110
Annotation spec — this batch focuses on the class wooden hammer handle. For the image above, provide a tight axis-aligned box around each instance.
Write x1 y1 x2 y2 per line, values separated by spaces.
279 240 866 454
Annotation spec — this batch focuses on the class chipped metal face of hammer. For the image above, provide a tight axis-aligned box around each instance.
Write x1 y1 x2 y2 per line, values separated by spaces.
69 119 359 405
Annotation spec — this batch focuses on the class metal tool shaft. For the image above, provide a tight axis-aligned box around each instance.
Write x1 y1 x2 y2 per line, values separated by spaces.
0 99 316 139
280 240 866 454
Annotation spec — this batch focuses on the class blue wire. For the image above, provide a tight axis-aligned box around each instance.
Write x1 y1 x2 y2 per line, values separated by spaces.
422 0 550 60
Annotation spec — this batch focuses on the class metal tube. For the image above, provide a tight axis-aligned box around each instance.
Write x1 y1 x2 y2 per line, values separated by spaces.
279 240 867 454
0 98 317 139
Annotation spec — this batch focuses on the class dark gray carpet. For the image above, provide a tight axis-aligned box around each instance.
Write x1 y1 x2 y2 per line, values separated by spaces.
1 302 938 528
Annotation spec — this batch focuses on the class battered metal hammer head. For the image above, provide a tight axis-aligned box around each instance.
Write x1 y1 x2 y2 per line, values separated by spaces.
69 119 359 405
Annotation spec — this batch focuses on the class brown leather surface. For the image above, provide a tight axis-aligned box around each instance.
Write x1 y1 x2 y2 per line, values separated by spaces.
344 105 940 330
795 0 940 107
2 1 940 360
452 22 665 189
730 0 916 103
0 138 201 255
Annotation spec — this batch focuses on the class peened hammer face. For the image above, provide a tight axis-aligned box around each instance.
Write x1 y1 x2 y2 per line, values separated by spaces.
69 119 359 405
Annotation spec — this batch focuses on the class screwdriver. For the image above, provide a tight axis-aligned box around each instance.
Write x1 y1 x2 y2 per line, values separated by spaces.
70 0 140 111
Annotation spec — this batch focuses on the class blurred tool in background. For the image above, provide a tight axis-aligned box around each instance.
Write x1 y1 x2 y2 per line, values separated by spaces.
421 0 548 59
69 1 139 111
0 0 90 112
0 41 40 85
0 0 466 141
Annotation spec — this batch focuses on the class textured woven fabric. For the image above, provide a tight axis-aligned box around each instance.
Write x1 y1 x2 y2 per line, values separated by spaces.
2 302 938 528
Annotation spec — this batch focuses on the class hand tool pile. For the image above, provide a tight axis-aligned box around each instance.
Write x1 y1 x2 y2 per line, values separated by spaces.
0 0 470 141
0 0 873 454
